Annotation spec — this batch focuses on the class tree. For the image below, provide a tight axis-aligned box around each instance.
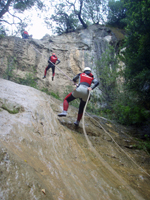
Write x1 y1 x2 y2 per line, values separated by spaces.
123 0 150 108
46 3 78 35
0 0 44 33
47 0 108 34
65 0 88 28
84 0 107 24
96 43 148 125
107 0 127 28
66 0 108 27
0 0 44 19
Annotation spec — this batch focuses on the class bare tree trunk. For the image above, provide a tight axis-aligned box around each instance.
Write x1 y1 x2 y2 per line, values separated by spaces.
0 0 12 19
77 0 88 28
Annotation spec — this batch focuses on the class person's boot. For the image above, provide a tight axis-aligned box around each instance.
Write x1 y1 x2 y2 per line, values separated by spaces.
52 77 54 81
58 110 67 117
43 75 46 79
74 120 80 126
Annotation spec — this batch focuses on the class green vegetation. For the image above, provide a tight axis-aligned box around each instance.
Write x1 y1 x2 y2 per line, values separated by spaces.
44 0 107 34
16 72 38 89
97 45 119 106
3 58 38 88
86 91 102 115
133 138 150 154
98 0 150 127
123 0 150 108
112 90 149 125
0 26 6 38
107 0 127 28
95 43 150 126
0 0 44 36
108 26 125 41
3 56 61 100
47 3 78 35
2 105 19 114
40 88 60 100
3 56 17 80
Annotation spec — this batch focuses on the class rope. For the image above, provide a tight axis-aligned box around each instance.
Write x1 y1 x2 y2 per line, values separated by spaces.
82 93 146 200
82 92 150 177
49 60 76 85
30 42 76 85
30 40 150 177
20 39 148 199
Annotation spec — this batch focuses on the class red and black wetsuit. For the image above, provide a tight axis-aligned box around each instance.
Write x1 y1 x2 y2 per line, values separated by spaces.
44 55 60 77
22 31 29 39
63 71 99 121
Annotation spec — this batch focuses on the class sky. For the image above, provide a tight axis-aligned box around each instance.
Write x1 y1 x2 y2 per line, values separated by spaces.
27 13 52 39
5 5 54 40
3 0 78 39
24 5 55 39
4 0 107 40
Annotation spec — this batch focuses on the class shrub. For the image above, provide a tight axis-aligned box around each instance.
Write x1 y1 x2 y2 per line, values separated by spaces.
41 88 60 100
3 56 16 80
112 90 149 125
16 73 37 88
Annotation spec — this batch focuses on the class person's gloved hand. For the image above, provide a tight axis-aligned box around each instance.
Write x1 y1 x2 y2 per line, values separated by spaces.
87 87 92 91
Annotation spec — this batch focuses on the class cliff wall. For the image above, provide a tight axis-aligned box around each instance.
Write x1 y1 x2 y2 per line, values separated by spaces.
0 25 122 98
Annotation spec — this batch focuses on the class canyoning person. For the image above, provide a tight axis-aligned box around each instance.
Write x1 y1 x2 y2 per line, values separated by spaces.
21 30 32 39
43 53 60 81
22 30 29 39
58 67 99 126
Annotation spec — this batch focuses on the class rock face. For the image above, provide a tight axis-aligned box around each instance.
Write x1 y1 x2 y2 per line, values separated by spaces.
0 27 150 199
0 78 150 200
0 25 121 98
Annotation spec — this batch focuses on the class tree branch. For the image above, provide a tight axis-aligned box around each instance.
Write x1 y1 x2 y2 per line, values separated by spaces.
66 0 87 28
0 19 12 25
8 11 23 23
0 0 13 18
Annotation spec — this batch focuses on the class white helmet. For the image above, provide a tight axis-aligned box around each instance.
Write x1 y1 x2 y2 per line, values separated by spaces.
83 67 91 72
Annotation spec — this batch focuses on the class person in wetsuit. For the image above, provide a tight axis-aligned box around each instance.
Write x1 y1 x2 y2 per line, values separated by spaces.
22 30 29 39
58 67 99 126
43 53 60 81
22 30 32 39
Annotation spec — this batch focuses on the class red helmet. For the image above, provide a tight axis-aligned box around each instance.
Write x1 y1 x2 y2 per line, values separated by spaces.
52 53 56 56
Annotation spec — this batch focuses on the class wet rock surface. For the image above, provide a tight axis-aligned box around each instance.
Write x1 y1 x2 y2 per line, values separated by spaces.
0 78 150 200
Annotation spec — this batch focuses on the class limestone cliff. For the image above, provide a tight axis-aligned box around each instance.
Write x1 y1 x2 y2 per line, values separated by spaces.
0 25 123 98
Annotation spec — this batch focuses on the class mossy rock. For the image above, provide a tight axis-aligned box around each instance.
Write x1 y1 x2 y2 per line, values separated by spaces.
108 26 125 41
1 100 24 114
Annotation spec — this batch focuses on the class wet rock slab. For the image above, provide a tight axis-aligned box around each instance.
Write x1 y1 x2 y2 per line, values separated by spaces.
0 78 150 200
